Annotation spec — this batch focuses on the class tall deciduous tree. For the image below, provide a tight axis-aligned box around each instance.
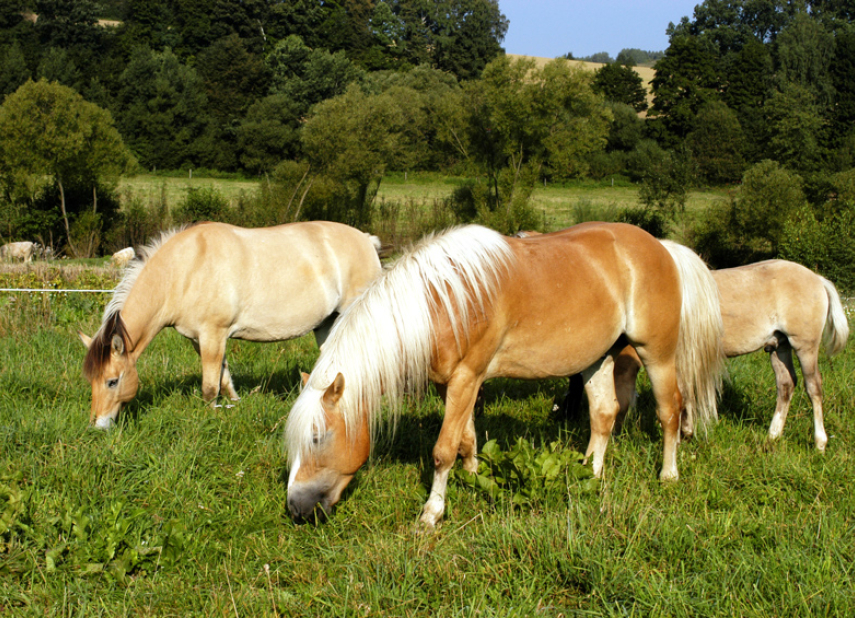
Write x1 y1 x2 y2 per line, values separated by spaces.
650 35 721 146
0 40 30 95
592 62 648 112
460 56 610 230
116 46 209 170
0 79 135 254
267 35 365 116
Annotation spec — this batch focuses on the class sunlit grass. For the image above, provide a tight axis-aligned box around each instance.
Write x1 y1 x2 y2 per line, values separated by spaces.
1 261 853 616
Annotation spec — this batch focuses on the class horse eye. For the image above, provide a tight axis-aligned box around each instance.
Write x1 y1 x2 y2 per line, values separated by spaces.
106 378 119 389
312 432 324 445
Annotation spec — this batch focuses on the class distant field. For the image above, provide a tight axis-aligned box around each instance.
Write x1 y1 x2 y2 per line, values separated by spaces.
118 172 727 238
506 54 657 111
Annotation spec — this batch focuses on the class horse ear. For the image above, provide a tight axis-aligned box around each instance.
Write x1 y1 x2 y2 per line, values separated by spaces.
300 372 310 387
78 331 92 349
322 373 345 407
111 334 125 355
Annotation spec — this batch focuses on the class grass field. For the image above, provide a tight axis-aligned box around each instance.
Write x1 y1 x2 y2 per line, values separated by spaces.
1 260 854 616
116 172 730 243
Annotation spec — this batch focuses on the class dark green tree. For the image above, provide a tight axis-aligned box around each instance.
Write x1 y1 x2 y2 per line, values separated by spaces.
33 0 103 49
605 102 644 153
763 83 826 171
592 62 648 112
236 94 301 175
36 47 82 90
267 35 365 115
830 30 855 149
0 41 30 96
774 12 835 110
0 79 135 255
116 46 210 170
685 100 746 184
650 35 722 146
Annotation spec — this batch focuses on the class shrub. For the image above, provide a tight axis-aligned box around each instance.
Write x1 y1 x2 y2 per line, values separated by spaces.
616 207 668 238
780 206 855 293
172 187 229 224
734 160 806 254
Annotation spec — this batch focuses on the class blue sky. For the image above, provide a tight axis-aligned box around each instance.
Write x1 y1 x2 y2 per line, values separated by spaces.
499 1 702 59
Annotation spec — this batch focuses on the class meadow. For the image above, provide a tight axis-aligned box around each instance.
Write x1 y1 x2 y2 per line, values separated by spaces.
2 196 854 616
116 171 730 243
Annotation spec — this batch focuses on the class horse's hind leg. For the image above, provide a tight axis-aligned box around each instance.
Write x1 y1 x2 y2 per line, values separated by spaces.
767 341 798 444
583 355 619 478
793 346 827 451
421 373 482 530
641 360 683 481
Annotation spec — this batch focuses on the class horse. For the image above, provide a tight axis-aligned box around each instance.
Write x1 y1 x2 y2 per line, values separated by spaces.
565 259 849 450
285 222 725 528
1 241 35 263
79 221 383 429
111 247 135 268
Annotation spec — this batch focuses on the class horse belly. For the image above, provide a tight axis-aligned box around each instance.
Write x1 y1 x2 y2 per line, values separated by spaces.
229 295 339 342
486 310 624 380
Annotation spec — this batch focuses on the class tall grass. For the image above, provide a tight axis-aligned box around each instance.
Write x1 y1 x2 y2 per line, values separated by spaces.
2 267 853 616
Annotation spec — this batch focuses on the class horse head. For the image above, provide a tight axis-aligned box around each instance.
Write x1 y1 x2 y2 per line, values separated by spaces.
79 312 139 429
286 372 371 521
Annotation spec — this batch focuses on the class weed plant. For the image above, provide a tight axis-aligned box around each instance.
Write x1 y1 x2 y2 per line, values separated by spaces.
2 259 854 616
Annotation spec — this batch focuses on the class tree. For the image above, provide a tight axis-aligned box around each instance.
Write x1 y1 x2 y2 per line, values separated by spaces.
36 47 82 90
458 56 610 231
830 30 855 150
267 35 365 116
685 100 746 184
592 62 648 112
650 35 722 145
300 84 405 225
774 12 835 110
763 83 826 171
236 94 301 174
0 79 135 254
0 41 30 96
116 46 210 170
33 0 103 49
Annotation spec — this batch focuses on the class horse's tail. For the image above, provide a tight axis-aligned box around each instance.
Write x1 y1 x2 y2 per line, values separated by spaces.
820 276 849 357
660 240 726 436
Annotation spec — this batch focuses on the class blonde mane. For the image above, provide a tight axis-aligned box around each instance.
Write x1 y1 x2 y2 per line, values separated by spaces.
285 225 514 462
101 226 187 324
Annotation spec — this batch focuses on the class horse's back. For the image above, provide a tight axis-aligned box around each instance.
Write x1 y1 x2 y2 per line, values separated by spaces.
714 259 829 355
482 223 682 378
135 221 381 341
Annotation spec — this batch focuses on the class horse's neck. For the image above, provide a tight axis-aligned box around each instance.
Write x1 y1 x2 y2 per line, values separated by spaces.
120 279 169 358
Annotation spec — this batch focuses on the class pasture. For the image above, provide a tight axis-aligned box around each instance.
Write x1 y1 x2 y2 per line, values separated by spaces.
2 249 854 616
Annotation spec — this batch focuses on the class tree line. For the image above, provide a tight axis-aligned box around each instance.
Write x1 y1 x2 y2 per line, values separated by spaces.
1 0 854 282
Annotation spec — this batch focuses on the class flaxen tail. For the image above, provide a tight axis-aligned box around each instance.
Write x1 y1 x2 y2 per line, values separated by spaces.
820 276 849 357
660 240 726 436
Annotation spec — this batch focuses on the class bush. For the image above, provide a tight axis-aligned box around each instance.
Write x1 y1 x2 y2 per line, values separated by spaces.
172 187 230 224
780 206 855 293
615 207 667 238
734 160 806 254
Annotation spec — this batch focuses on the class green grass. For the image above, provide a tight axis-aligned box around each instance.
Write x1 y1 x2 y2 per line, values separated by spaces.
116 172 730 240
2 257 854 615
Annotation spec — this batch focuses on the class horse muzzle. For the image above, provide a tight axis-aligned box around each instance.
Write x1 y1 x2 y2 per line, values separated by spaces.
287 483 335 522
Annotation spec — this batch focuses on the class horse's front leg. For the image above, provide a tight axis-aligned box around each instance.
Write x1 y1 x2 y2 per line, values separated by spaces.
421 373 482 530
582 355 619 477
194 333 230 404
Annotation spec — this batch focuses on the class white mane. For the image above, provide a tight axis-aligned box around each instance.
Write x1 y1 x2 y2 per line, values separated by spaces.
101 227 187 325
285 225 514 462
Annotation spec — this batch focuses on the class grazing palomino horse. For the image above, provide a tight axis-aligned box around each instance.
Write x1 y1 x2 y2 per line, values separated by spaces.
568 260 849 450
80 221 382 429
285 223 725 528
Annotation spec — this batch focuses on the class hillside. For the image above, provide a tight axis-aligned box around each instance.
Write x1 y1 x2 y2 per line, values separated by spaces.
506 54 656 110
